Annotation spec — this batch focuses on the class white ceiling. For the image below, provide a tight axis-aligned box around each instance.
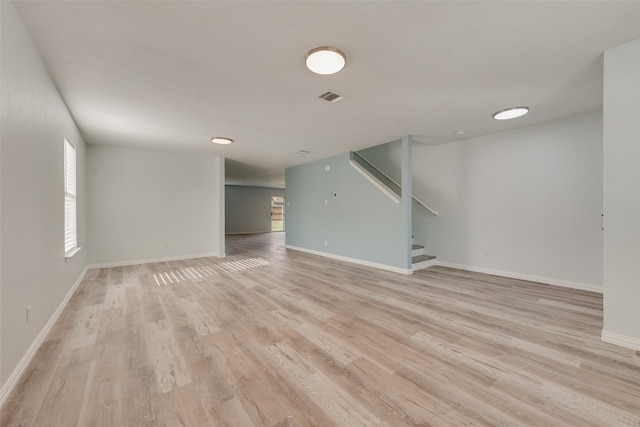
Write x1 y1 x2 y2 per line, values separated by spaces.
14 1 640 188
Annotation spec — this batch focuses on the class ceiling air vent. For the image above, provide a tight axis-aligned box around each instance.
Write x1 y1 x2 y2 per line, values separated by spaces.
318 91 344 103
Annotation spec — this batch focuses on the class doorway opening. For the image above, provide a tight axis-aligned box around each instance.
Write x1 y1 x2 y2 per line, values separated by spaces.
271 196 285 232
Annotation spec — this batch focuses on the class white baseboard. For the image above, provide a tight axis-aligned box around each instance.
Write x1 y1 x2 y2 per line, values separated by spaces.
226 231 272 235
88 252 225 269
0 266 89 409
601 330 640 352
435 261 603 294
285 245 412 275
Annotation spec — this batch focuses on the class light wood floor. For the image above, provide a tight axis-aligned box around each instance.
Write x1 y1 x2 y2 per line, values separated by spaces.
2 233 639 426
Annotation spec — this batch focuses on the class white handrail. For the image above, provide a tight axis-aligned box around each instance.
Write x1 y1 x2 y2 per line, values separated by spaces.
352 151 439 216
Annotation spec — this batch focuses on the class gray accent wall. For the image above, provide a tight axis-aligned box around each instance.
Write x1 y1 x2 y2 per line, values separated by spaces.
285 152 409 270
87 145 225 264
603 38 640 346
0 2 88 386
225 185 285 234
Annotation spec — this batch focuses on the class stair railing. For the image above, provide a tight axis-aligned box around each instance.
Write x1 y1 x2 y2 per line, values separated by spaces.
352 151 439 216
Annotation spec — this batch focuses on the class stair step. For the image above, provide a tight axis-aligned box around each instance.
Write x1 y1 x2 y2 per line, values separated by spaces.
412 254 435 263
412 244 425 257
412 254 437 272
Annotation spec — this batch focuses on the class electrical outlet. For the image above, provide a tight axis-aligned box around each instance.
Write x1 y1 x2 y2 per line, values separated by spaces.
324 199 328 206
26 305 32 324
324 240 328 246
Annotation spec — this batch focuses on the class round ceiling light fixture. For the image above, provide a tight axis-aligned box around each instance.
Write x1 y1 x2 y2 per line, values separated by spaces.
493 106 529 120
211 137 234 145
305 46 346 75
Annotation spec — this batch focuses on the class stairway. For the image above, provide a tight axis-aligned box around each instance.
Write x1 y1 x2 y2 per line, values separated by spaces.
348 149 440 273
412 244 436 271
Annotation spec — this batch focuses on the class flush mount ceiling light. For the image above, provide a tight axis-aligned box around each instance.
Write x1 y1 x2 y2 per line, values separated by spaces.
305 46 346 75
493 107 529 120
211 137 233 145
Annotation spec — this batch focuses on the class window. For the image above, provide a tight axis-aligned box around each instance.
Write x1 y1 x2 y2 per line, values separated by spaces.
64 138 78 256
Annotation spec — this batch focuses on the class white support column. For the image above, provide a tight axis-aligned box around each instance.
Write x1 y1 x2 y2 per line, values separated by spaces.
602 38 640 350
213 156 226 257
401 135 413 270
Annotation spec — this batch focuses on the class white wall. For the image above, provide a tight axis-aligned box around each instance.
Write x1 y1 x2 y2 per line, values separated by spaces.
226 185 285 234
602 38 640 350
87 145 225 265
418 112 603 289
0 1 88 390
362 112 603 289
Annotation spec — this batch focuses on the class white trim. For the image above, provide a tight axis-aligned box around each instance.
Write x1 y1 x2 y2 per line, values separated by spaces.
64 246 82 259
412 258 438 271
348 160 401 204
0 266 89 409
352 152 439 215
88 252 225 269
285 245 412 275
601 330 640 351
435 261 603 293
226 231 272 235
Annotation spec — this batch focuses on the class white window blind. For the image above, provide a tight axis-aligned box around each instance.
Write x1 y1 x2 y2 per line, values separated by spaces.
64 138 77 254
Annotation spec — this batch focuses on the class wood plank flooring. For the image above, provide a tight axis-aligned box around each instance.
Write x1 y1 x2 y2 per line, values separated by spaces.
2 232 639 426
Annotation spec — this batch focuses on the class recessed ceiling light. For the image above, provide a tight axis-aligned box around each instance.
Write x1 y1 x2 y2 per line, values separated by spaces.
211 137 233 145
296 150 310 155
455 130 465 135
493 107 529 120
305 47 346 75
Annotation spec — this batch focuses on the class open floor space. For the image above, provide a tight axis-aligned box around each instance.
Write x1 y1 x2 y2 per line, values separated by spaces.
1 233 639 426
